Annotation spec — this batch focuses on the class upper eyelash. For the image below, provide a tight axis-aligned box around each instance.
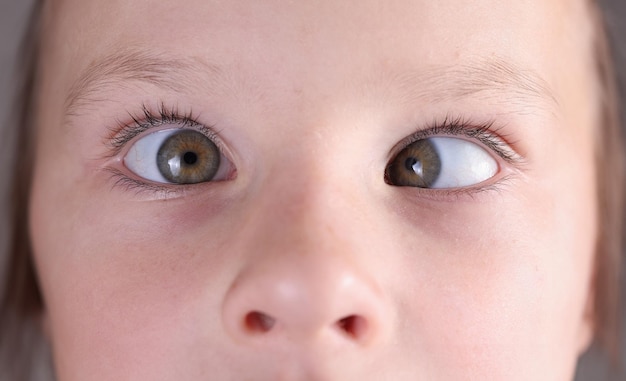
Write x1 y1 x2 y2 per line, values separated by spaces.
396 115 524 165
104 102 217 157
105 108 518 195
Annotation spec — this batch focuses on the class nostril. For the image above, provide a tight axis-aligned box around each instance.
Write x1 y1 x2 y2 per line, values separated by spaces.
244 311 276 333
335 315 368 340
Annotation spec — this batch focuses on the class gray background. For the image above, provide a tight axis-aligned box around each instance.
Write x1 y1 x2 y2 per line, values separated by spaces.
0 0 625 380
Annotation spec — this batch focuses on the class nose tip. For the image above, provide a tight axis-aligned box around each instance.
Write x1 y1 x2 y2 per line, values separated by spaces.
222 260 390 347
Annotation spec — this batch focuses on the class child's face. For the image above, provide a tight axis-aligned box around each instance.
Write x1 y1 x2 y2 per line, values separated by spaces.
30 0 600 379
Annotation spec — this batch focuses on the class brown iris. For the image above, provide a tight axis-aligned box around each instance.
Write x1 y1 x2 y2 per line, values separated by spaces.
157 130 220 184
385 139 442 188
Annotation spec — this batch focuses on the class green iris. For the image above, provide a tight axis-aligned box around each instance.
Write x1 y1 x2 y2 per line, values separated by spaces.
157 130 220 184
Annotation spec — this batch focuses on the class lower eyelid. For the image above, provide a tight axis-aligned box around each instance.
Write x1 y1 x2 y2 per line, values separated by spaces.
103 167 181 198
396 173 518 203
103 165 235 201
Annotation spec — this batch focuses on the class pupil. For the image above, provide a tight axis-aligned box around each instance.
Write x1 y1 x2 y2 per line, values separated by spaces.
405 157 418 171
183 151 198 165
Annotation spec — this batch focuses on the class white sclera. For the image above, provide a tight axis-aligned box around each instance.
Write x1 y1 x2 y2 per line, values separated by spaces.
124 129 180 183
428 137 498 188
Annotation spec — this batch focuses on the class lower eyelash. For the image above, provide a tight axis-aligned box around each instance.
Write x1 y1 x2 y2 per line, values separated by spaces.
404 173 517 202
101 102 233 197
103 167 184 199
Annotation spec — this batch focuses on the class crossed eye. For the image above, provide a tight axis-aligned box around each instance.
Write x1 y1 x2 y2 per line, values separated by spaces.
385 137 498 188
124 129 232 184
124 129 498 189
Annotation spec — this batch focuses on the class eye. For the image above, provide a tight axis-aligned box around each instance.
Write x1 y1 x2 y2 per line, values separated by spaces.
124 129 232 184
385 137 498 189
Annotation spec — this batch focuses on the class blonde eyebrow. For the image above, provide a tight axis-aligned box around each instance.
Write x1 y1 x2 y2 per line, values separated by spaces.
65 50 559 120
389 58 560 114
64 49 225 117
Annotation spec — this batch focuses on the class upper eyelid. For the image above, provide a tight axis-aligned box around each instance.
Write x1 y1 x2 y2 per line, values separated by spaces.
389 117 525 166
106 107 522 167
103 104 225 158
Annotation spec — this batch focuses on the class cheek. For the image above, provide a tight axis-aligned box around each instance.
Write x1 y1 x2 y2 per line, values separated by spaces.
394 210 593 379
29 117 597 380
29 167 241 378
389 148 596 378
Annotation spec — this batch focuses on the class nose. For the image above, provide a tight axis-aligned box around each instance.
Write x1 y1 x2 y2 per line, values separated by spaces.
221 178 392 348
222 253 391 346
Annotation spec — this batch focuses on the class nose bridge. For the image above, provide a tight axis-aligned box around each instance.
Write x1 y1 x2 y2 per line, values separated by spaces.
248 152 356 251
242 96 370 244
221 155 393 347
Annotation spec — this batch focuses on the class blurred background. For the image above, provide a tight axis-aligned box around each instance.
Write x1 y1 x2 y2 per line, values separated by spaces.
0 0 625 380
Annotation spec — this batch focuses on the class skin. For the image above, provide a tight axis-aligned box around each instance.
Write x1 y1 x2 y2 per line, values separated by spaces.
30 0 600 379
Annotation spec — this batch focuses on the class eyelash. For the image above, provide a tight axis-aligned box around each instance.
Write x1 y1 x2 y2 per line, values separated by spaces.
106 103 221 156
105 106 521 198
389 115 523 200
393 115 522 164
104 103 225 198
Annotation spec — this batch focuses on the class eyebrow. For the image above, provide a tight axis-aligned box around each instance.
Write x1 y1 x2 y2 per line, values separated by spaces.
392 58 560 115
65 50 559 119
64 50 226 117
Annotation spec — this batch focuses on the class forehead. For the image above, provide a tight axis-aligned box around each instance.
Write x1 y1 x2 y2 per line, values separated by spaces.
42 0 596 128
50 2 590 46
47 0 590 66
